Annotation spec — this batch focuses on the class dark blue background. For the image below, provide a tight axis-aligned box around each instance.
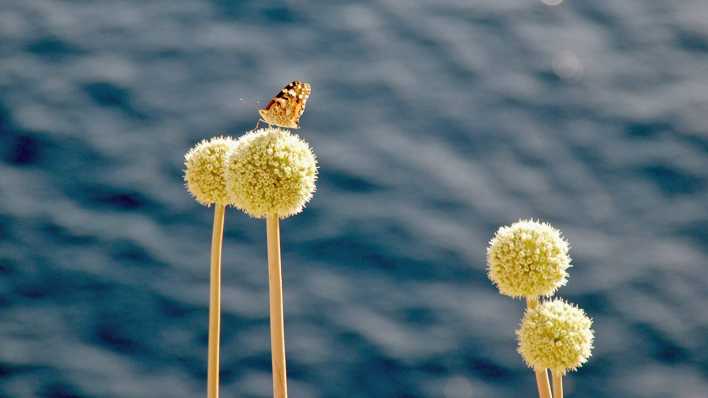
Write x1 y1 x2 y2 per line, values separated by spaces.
1 1 707 397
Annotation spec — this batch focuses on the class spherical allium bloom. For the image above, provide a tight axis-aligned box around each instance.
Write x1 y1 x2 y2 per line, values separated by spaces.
487 220 571 298
517 299 594 374
225 127 317 219
184 136 237 206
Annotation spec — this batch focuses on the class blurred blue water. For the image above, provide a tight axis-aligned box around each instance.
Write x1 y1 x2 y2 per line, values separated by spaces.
1 1 707 397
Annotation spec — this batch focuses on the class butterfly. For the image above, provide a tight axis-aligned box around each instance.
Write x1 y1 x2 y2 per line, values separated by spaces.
258 80 311 129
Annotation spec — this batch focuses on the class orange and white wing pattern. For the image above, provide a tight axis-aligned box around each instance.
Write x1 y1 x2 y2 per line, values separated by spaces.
258 80 311 129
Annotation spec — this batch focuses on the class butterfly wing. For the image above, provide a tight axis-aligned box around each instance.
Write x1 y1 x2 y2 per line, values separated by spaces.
258 81 311 129
285 81 311 128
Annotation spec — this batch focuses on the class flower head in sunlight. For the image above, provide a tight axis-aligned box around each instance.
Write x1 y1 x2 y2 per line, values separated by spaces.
225 127 317 219
184 136 236 206
517 299 594 374
487 219 571 298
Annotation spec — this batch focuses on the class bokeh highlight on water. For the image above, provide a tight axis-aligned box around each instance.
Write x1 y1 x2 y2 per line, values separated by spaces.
1 1 707 397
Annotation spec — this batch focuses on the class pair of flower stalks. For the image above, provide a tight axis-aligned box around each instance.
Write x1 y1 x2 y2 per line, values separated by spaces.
487 220 594 398
184 127 318 398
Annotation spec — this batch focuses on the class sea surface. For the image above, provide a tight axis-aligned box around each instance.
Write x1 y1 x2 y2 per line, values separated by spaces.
1 1 707 397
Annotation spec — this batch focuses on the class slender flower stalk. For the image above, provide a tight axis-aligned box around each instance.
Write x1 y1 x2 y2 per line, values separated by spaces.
207 204 225 398
267 214 287 397
527 297 553 398
552 371 563 398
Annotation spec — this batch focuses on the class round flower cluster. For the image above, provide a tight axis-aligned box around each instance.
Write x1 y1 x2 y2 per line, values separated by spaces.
184 136 236 206
487 220 571 298
517 299 594 374
225 127 318 219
